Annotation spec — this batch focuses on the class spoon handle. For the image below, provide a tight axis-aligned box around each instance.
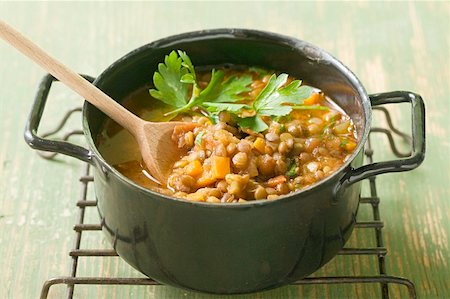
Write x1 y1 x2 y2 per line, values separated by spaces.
0 20 142 132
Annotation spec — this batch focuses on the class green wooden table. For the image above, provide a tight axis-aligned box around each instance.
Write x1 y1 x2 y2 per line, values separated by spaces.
0 2 448 298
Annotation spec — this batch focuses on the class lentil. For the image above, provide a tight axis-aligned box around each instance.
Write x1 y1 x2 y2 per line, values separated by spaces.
232 152 249 169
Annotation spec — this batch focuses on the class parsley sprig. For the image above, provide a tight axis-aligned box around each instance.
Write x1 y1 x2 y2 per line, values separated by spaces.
236 73 312 132
149 50 318 132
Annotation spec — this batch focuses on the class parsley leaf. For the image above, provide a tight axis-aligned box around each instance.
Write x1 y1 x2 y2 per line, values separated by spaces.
237 73 313 132
211 75 253 103
197 69 225 102
236 115 268 132
195 131 204 145
286 160 298 178
249 66 271 78
164 69 226 116
149 51 190 108
178 50 196 82
254 74 312 116
203 102 251 114
164 67 253 116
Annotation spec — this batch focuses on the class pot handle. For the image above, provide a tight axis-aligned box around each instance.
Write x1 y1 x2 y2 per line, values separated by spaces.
24 73 96 164
340 91 425 188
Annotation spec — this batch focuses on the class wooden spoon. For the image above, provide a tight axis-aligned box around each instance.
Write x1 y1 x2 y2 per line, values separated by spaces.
0 20 196 184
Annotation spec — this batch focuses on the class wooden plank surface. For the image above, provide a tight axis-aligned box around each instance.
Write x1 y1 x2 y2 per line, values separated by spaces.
0 2 448 299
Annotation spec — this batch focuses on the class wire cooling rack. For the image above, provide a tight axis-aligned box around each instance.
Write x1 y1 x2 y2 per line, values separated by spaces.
38 106 417 299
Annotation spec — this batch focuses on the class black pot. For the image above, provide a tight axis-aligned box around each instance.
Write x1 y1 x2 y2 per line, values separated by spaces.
24 29 425 294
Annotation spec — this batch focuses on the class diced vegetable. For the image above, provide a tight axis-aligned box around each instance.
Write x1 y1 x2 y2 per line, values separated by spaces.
334 120 351 134
344 141 357 151
186 192 206 202
196 173 217 188
211 156 231 179
184 160 203 177
253 137 266 154
266 175 287 188
303 92 322 105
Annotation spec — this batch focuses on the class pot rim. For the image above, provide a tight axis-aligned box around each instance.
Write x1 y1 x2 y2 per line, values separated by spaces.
83 28 371 208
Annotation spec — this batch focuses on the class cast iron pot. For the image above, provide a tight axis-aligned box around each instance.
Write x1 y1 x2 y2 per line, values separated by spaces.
25 29 425 294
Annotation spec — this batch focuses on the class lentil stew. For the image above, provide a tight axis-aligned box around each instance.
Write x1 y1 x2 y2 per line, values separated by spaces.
98 66 358 203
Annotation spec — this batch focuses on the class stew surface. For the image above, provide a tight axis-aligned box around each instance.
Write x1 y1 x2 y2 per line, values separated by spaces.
98 66 357 203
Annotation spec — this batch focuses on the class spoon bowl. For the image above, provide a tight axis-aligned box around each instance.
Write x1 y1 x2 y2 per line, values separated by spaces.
136 121 197 184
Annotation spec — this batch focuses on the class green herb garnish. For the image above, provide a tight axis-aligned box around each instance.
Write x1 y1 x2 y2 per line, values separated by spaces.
195 131 205 145
237 73 312 132
322 115 337 136
254 74 311 116
248 66 271 78
149 51 191 108
150 51 252 117
236 115 269 133
203 102 252 114
340 138 348 148
286 160 298 178
205 74 253 103
149 51 314 133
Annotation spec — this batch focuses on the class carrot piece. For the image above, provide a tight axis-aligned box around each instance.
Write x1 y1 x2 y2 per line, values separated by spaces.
195 163 216 188
253 137 266 154
184 160 203 177
266 175 287 188
303 92 322 105
211 156 231 179
344 141 357 152
196 173 217 188
186 192 206 202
